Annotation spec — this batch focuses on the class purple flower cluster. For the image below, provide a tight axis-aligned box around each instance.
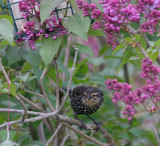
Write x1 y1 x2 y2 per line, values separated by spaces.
76 0 160 49
76 0 140 49
76 0 97 16
136 0 160 34
105 58 160 120
16 0 66 49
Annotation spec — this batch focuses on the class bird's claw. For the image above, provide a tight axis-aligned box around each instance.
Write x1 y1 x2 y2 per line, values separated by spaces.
94 122 100 131
79 119 86 130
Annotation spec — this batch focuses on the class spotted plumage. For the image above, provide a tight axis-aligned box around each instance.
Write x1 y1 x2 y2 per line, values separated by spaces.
61 86 104 130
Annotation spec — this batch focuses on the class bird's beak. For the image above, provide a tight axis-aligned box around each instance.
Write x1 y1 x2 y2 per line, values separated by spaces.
87 95 91 100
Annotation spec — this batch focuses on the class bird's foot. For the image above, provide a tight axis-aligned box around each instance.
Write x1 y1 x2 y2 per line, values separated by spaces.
94 121 100 131
79 119 86 130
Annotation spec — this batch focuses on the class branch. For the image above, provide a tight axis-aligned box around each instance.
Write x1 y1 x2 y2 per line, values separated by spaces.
127 27 148 58
0 108 45 116
0 45 8 57
62 37 71 82
37 122 46 143
54 61 60 109
45 123 62 146
0 61 10 84
0 61 10 140
60 134 70 146
0 108 116 145
58 46 78 111
152 125 160 145
40 67 55 111
23 89 44 98
63 122 107 146
17 93 46 113
0 109 58 129
57 114 116 145
15 95 27 121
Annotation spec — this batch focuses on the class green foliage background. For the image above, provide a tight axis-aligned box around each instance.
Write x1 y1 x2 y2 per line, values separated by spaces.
0 0 160 146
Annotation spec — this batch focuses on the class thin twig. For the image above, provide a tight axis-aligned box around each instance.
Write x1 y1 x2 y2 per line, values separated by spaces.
45 123 62 146
152 125 160 145
0 45 8 57
62 37 71 82
63 123 107 146
37 122 46 143
60 134 70 146
0 61 10 84
127 29 148 58
0 108 45 116
54 61 60 109
17 93 46 113
23 89 44 98
15 95 27 121
57 114 116 145
0 108 116 145
0 60 10 141
58 16 79 111
58 46 78 111
40 67 55 111
0 109 59 129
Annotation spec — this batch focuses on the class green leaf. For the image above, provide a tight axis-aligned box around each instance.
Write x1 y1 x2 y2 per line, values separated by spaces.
112 45 126 56
17 72 30 82
90 74 106 85
66 14 90 40
0 114 5 124
117 49 135 72
92 0 104 12
21 62 33 73
0 18 13 45
117 132 130 140
88 27 104 36
0 130 16 141
129 127 143 137
148 47 158 62
75 43 94 57
154 39 160 47
0 40 16 48
19 48 41 68
5 47 22 66
3 84 17 96
40 37 63 66
99 45 109 56
40 0 64 24
57 61 69 79
0 140 14 146
88 57 104 66
69 0 82 16
0 15 13 24
32 120 41 129
75 64 88 78
74 59 88 78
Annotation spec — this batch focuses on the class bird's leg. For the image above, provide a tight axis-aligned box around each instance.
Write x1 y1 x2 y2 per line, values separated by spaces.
74 113 86 130
86 115 100 131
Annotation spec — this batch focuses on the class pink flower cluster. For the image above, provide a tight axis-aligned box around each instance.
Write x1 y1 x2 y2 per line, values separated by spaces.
76 0 140 50
136 0 160 34
76 0 160 49
16 0 66 49
19 0 39 19
105 58 160 120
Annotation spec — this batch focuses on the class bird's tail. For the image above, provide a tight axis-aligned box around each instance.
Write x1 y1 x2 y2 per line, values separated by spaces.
60 87 72 98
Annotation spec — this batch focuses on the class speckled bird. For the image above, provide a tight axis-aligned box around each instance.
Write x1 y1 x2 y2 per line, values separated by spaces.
61 85 104 130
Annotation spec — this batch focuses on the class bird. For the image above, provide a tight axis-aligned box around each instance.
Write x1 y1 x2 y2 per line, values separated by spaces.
61 85 104 130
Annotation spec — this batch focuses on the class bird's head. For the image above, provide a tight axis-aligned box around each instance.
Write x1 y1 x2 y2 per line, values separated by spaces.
83 89 103 107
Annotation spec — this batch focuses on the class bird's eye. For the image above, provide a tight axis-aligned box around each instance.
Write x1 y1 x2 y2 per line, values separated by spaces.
91 93 98 98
